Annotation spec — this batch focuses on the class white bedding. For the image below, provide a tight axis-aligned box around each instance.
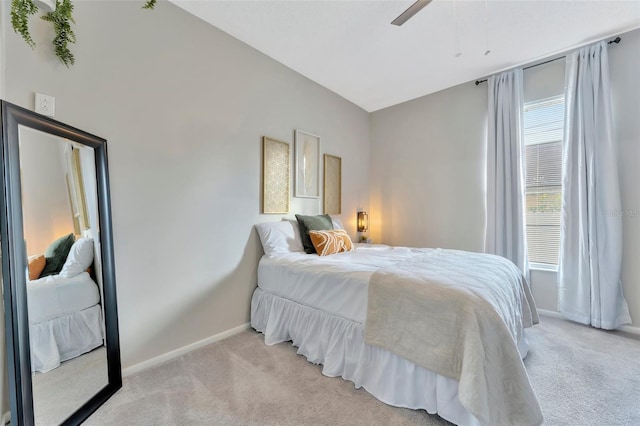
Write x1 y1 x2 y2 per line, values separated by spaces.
258 244 428 323
30 305 104 373
366 248 541 425
27 271 101 324
254 243 540 426
252 288 482 426
27 271 103 372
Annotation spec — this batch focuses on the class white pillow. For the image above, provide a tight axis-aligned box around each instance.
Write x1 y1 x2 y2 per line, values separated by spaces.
255 221 304 257
59 238 94 278
331 216 344 230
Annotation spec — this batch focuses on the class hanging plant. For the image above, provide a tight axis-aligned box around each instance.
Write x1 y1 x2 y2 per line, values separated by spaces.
10 0 38 48
10 0 156 67
40 0 76 67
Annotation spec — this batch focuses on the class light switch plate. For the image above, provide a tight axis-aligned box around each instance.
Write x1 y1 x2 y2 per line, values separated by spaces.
35 93 55 117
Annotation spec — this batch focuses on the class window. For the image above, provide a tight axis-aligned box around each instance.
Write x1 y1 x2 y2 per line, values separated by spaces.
523 96 564 268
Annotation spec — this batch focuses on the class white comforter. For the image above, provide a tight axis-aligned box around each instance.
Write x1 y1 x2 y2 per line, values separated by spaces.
27 272 103 372
365 248 542 426
27 272 100 324
258 245 425 323
258 244 542 425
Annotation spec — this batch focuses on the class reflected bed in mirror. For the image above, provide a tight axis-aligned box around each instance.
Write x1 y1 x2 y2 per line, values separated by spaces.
20 127 107 424
0 101 121 426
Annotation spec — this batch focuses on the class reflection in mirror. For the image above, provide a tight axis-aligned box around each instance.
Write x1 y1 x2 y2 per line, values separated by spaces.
1 101 121 426
19 126 107 425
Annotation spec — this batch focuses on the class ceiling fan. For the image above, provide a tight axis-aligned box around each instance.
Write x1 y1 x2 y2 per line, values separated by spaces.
391 0 433 26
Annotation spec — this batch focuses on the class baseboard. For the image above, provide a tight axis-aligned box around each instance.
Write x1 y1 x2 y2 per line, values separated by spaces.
122 322 251 377
618 324 640 336
537 308 563 319
537 309 640 336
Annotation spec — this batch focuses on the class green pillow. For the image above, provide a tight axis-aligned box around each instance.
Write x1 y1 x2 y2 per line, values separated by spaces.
295 214 334 254
40 233 76 278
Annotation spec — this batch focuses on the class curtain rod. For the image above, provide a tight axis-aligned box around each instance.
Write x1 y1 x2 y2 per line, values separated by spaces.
474 36 622 86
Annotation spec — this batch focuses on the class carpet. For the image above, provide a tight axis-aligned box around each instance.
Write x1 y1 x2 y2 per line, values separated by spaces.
86 315 640 425
33 346 108 425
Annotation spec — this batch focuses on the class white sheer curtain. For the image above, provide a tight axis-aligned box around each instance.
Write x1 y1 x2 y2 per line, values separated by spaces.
558 41 631 330
485 69 529 280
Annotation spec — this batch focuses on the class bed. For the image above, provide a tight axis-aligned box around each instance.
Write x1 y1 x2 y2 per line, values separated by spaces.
27 238 104 373
252 219 543 426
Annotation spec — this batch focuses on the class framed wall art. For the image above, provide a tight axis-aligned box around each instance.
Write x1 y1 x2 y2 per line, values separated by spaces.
294 129 320 198
262 136 290 214
323 154 341 214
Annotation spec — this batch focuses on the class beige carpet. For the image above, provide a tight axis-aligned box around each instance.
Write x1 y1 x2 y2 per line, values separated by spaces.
33 346 108 425
86 315 640 425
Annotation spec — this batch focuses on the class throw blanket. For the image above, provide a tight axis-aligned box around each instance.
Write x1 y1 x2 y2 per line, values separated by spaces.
365 249 542 426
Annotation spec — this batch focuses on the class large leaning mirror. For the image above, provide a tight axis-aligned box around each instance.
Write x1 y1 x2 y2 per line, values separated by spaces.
0 101 121 425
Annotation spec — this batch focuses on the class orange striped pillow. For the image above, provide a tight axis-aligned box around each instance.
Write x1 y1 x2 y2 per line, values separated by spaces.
28 255 46 281
308 229 354 256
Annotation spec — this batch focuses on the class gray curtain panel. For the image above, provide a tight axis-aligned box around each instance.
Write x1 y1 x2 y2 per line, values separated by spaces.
558 41 631 330
485 69 530 281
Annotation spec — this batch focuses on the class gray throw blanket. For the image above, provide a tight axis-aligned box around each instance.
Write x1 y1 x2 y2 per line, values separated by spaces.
365 249 542 426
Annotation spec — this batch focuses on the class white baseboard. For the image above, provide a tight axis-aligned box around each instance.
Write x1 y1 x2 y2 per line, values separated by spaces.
618 324 640 336
537 309 640 336
122 322 251 377
537 308 563 319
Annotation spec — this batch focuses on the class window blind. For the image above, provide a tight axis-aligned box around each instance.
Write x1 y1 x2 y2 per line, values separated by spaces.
523 96 564 267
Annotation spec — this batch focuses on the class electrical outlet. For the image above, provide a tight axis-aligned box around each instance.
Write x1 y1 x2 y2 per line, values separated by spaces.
35 93 55 117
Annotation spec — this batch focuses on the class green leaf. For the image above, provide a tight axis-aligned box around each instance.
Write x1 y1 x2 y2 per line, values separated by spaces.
11 0 38 48
12 0 156 67
41 0 76 67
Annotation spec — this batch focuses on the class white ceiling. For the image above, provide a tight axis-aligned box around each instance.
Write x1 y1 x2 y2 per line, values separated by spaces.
170 0 640 112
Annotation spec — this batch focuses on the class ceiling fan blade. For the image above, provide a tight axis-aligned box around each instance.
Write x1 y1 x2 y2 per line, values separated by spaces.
391 0 433 26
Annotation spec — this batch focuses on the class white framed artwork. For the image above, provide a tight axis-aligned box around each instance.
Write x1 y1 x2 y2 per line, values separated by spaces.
294 129 320 198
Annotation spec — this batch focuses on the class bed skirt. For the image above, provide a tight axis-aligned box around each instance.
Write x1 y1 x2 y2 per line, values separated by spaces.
252 287 486 426
30 304 104 373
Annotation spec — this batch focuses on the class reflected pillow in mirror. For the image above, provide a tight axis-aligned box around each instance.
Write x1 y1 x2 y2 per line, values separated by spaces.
59 238 94 278
27 255 46 281
40 233 76 278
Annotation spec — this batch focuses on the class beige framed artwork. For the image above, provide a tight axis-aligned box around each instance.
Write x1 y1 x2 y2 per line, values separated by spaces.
66 146 90 234
262 136 290 214
294 129 320 198
323 154 341 215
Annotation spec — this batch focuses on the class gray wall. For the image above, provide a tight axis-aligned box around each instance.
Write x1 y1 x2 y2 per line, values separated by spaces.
608 28 640 329
19 128 75 256
371 28 640 327
369 82 488 252
3 1 370 369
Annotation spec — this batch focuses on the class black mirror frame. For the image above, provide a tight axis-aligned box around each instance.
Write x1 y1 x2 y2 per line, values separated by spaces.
0 101 122 425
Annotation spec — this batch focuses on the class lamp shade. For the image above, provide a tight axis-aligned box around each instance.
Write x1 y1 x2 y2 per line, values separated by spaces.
357 211 368 232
